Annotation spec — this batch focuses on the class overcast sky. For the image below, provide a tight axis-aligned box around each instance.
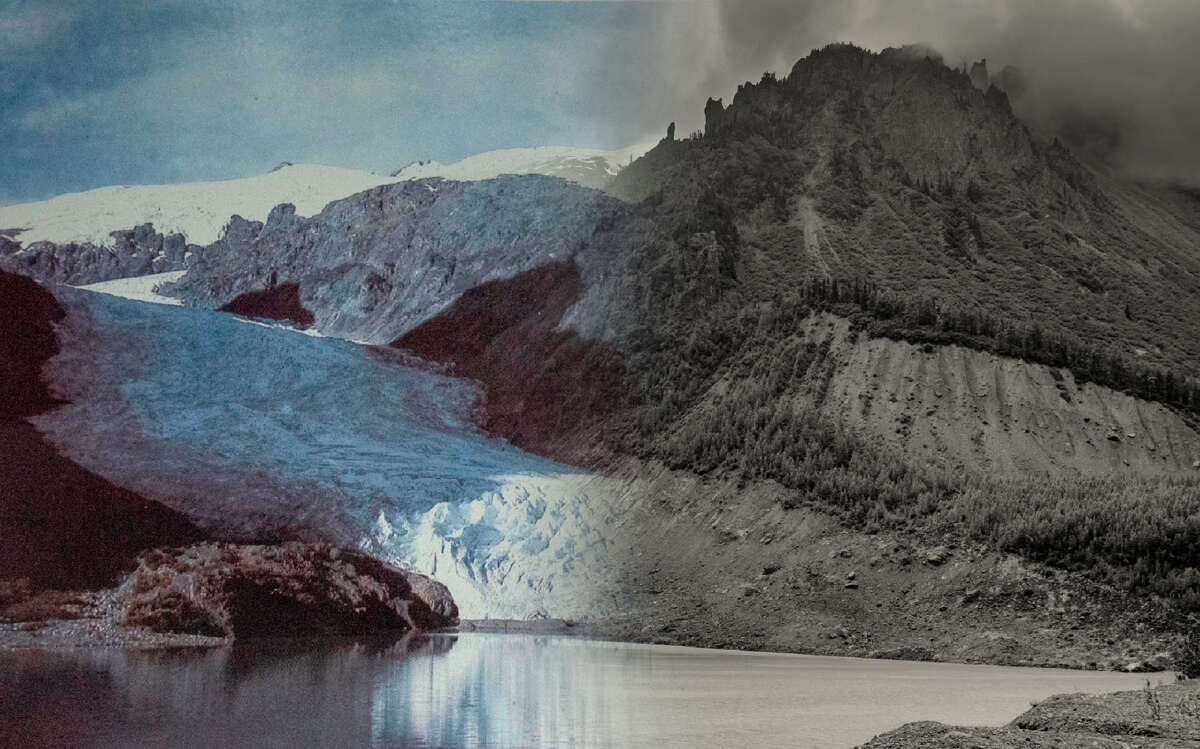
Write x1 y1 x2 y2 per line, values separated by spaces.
3 0 1197 204
0 0 685 204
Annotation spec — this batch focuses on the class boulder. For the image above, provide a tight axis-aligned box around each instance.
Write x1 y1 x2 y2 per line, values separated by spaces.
119 542 458 638
925 546 951 566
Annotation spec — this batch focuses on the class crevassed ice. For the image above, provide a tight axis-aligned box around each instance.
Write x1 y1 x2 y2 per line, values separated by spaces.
38 289 625 619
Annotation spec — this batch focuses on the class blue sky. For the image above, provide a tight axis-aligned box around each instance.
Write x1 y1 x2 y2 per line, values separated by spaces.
0 0 696 204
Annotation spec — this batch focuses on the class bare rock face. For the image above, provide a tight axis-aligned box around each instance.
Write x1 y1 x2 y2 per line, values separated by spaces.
119 542 458 638
0 223 193 286
0 271 205 591
969 58 989 90
166 175 634 344
704 97 728 137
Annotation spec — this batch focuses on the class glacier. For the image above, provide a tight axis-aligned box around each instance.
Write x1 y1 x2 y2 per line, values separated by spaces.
34 287 630 619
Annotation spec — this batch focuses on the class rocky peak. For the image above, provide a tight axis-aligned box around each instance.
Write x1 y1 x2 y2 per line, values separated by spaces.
615 42 1038 201
969 58 989 89
704 97 728 137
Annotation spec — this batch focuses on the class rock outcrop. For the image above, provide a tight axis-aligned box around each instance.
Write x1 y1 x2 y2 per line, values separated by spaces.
120 542 458 638
858 680 1200 747
392 261 631 458
165 175 636 344
0 223 192 286
704 97 728 136
969 58 989 90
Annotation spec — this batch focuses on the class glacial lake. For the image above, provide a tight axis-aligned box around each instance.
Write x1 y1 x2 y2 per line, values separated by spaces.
0 633 1167 748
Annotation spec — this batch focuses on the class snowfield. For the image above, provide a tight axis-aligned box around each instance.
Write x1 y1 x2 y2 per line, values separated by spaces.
393 143 655 189
1 143 651 249
36 287 631 619
0 165 402 247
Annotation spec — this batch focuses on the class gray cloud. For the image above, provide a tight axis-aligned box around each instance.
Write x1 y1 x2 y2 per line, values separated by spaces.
663 0 1200 185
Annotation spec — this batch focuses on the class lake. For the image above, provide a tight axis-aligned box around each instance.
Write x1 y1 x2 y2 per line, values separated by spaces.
0 634 1166 748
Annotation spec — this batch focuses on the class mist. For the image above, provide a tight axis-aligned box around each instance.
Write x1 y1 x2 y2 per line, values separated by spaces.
662 0 1200 185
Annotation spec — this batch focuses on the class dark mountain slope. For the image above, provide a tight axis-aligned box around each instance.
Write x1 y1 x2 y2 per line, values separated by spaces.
610 43 1200 378
393 262 630 459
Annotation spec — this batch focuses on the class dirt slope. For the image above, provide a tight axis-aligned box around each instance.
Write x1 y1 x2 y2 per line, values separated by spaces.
803 314 1200 476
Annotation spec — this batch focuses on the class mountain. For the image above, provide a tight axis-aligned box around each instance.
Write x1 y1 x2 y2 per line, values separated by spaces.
610 43 1200 376
5 43 1200 664
392 143 654 189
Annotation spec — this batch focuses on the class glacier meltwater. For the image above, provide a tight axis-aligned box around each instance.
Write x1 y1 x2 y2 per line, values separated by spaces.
34 286 627 619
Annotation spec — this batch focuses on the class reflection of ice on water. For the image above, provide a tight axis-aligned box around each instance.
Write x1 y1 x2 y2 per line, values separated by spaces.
371 635 650 748
41 289 625 619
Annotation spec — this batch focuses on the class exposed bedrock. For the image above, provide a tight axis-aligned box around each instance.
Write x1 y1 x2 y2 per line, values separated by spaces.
120 542 458 638
164 176 638 344
0 224 192 286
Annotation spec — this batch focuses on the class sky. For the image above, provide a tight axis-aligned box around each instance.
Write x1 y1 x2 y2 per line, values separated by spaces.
0 0 689 204
3 0 1197 204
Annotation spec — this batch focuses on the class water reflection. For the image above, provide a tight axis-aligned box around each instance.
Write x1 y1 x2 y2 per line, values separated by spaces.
0 634 1165 749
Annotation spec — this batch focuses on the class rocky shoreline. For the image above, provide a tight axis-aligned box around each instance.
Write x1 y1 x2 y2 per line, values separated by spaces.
1 542 458 651
857 679 1200 748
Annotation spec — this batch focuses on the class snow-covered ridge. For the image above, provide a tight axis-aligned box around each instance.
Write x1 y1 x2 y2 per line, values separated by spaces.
0 165 403 248
0 143 651 250
392 143 655 189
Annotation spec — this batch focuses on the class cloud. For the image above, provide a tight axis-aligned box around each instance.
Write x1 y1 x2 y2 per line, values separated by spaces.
0 3 84 51
670 0 1200 184
0 0 675 202
7 0 1194 202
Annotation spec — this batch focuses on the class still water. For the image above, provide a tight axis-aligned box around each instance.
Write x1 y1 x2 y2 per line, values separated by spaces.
0 634 1165 748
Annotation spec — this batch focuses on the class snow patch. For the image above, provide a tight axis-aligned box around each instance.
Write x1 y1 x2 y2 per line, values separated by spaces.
74 270 187 306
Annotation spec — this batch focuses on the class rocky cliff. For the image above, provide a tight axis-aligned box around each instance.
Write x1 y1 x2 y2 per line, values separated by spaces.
163 176 640 344
0 224 193 287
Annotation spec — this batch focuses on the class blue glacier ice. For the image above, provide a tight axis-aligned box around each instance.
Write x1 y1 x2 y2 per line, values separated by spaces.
35 289 629 618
